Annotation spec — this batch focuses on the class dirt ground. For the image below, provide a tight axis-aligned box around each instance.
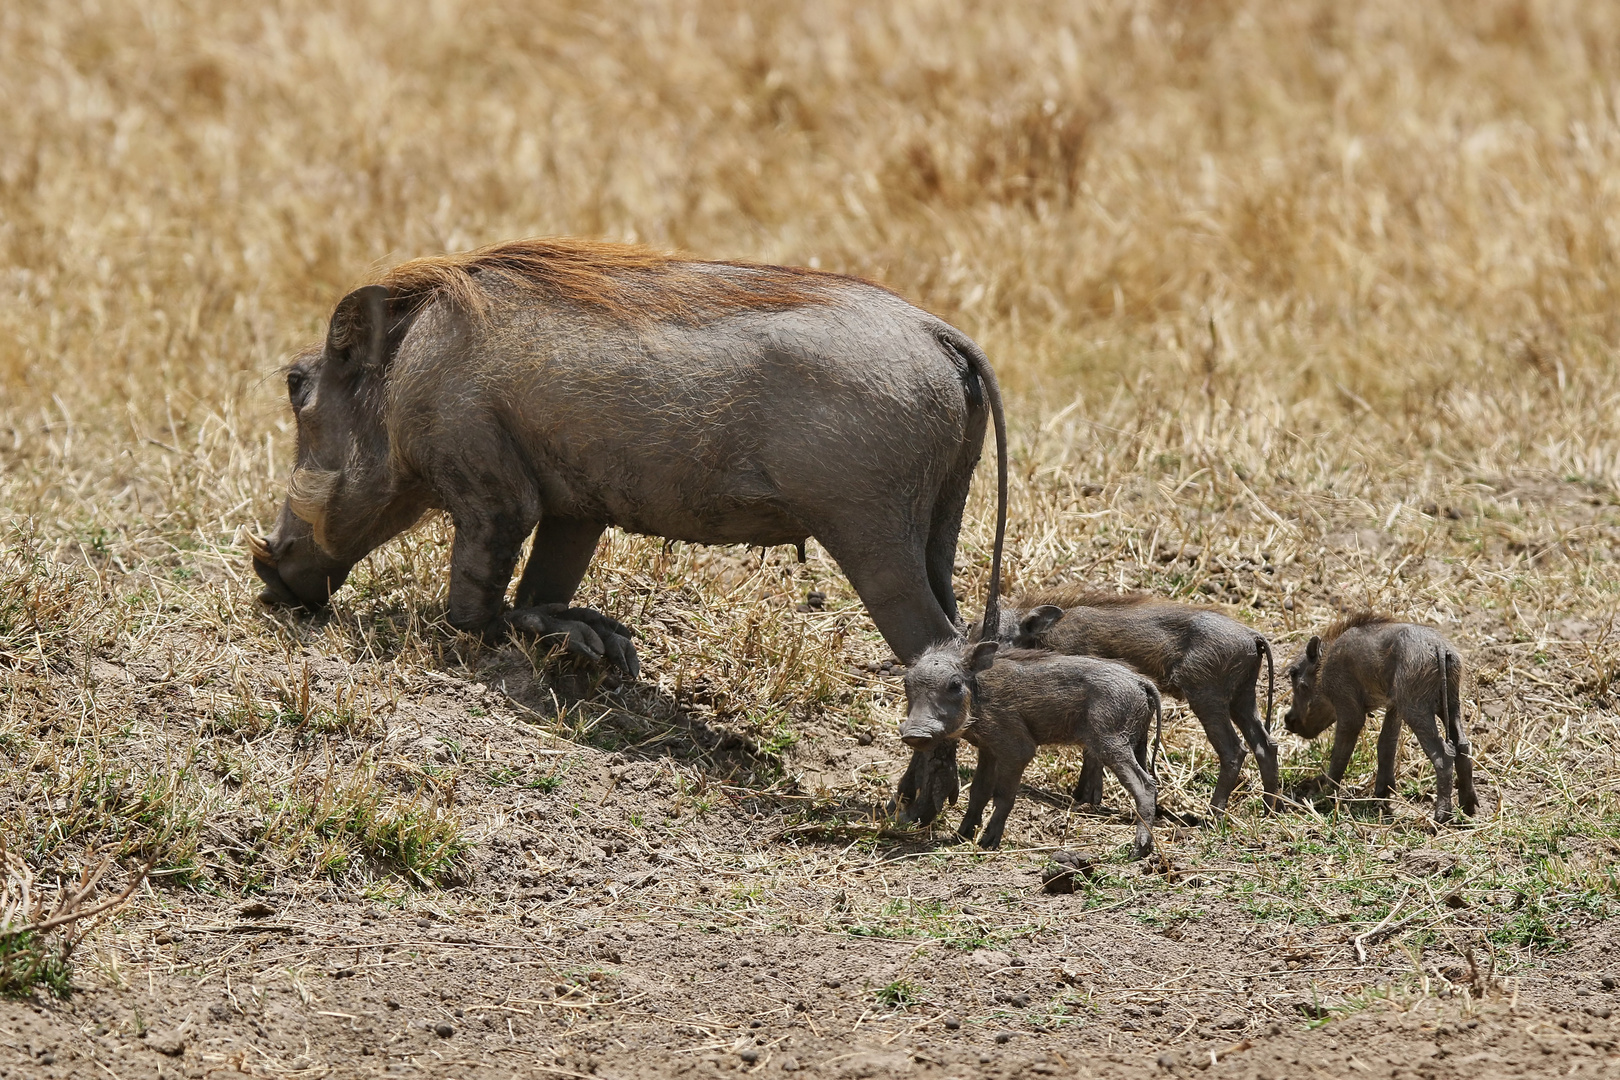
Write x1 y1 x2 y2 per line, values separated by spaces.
6 475 1620 1080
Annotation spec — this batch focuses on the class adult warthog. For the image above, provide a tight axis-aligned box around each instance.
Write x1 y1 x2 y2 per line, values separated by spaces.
248 239 1006 823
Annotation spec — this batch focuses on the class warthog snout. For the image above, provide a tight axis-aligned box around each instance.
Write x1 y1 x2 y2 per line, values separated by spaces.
900 727 941 749
899 708 948 748
248 512 353 612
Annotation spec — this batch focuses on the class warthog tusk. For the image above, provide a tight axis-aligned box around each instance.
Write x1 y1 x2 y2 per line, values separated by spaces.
240 527 276 566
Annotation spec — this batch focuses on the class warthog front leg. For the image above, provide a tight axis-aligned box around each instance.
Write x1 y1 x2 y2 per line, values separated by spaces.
955 744 998 843
975 746 1031 851
1294 697 1368 804
510 517 637 678
1372 705 1403 812
506 605 639 678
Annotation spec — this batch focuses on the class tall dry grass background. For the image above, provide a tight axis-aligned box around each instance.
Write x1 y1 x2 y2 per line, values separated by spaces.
2 0 1620 1021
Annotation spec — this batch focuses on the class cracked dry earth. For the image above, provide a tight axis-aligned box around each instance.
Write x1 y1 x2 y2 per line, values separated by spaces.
5 651 1620 1080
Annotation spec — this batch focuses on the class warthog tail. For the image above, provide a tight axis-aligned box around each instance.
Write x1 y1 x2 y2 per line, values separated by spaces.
937 328 1008 641
1258 636 1276 732
1438 646 1459 746
1146 682 1164 780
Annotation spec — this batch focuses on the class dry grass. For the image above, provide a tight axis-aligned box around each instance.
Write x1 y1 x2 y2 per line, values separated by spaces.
2 0 1619 1062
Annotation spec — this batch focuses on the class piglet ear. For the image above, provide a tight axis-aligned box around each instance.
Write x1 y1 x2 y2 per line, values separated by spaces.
325 285 391 369
1305 636 1321 663
968 639 999 673
1021 605 1064 640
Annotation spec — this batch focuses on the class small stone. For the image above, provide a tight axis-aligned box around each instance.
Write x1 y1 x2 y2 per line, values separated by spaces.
855 731 873 746
942 1014 961 1030
823 978 841 988
1588 1006 1613 1019
238 900 276 919
332 967 355 979
38 1053 56 1065
434 1023 454 1038
1605 976 1617 990
1157 1052 1179 1071
780 1057 801 1072
994 1031 1012 1044
739 1048 760 1063
865 660 882 673
149 1031 186 1057
1215 1012 1245 1029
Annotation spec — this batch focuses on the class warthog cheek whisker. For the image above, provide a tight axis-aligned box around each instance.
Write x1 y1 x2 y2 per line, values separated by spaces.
286 467 340 547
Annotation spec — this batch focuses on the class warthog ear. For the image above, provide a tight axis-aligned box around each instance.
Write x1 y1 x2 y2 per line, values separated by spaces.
1305 635 1321 663
968 639 999 673
326 285 391 370
1021 605 1064 640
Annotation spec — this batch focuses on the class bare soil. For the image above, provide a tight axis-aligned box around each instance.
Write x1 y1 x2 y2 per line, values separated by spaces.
5 502 1620 1080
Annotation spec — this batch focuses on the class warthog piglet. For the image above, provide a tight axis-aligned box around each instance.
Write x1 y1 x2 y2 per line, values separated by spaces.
1284 612 1476 823
900 641 1162 857
978 590 1278 817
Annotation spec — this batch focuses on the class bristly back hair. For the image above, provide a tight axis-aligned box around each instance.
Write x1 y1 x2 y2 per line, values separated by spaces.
980 646 1058 665
1016 586 1157 610
1323 610 1396 641
369 237 872 325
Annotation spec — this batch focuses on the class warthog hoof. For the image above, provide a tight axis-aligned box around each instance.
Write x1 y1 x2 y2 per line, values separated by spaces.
506 604 639 679
892 741 960 827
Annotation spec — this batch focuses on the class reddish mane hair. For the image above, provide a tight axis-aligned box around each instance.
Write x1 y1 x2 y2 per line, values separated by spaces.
1322 610 1396 641
1016 586 1157 610
369 237 876 324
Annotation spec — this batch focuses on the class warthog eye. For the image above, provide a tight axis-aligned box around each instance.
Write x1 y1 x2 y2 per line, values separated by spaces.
287 370 310 409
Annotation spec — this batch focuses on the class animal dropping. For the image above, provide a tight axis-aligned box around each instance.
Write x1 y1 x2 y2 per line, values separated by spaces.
1283 612 1477 823
978 589 1279 816
899 640 1162 858
247 238 1008 816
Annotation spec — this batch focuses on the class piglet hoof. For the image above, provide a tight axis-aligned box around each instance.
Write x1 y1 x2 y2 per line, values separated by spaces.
976 833 1003 851
507 605 640 679
1132 839 1155 861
